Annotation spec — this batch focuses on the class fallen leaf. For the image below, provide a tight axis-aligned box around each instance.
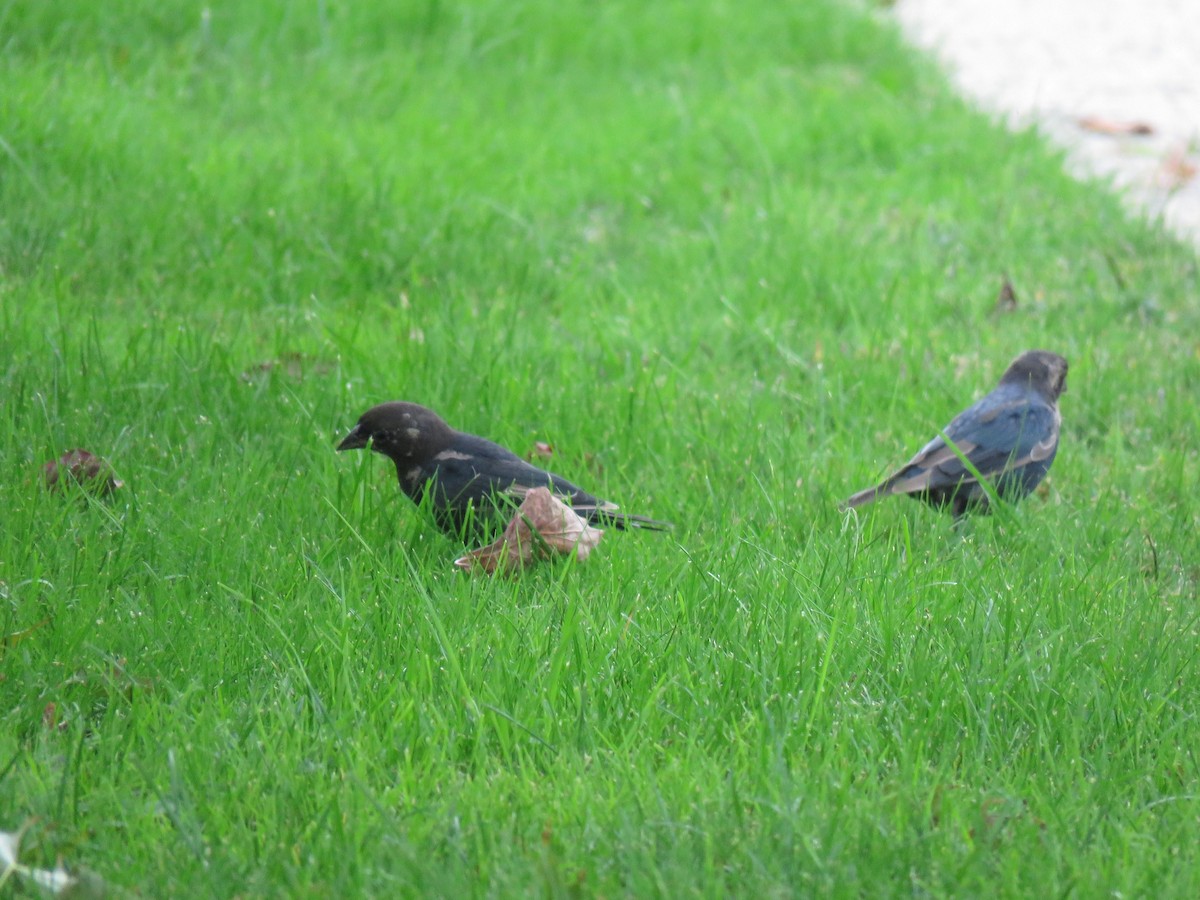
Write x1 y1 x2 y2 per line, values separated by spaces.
240 352 332 381
1160 147 1198 188
993 277 1018 314
1077 116 1154 136
455 488 603 575
42 450 124 495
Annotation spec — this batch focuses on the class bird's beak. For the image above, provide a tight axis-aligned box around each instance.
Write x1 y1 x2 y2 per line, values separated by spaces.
336 424 369 451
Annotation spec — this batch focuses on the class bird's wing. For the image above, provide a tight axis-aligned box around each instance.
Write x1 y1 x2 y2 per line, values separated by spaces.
885 395 1057 496
502 479 614 505
436 435 606 508
498 468 612 510
444 436 669 529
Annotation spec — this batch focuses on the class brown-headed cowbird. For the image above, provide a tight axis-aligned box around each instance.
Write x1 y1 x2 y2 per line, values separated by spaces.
844 350 1068 516
337 401 672 538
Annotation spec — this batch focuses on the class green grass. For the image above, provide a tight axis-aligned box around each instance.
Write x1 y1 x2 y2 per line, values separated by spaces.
3 0 1200 895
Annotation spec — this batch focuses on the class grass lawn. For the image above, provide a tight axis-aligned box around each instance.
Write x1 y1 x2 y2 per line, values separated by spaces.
3 0 1200 895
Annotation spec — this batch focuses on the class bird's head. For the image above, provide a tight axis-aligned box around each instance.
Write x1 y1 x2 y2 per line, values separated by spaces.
1000 350 1069 401
336 402 454 460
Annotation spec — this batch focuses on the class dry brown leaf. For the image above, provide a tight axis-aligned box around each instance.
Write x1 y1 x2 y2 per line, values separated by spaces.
1077 116 1154 136
1160 147 1198 188
240 352 332 381
455 487 603 575
42 450 124 495
993 277 1018 314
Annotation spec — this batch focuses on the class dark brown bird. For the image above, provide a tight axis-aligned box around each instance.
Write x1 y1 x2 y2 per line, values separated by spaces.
337 401 672 538
844 350 1068 516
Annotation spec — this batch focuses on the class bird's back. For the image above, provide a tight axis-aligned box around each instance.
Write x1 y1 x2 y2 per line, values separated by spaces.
410 431 606 535
849 382 1059 513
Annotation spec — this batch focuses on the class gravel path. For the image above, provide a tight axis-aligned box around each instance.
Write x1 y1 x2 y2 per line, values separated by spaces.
893 0 1200 247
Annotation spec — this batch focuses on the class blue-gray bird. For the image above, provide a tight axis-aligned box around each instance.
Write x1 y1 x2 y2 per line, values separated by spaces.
337 401 672 539
844 350 1068 516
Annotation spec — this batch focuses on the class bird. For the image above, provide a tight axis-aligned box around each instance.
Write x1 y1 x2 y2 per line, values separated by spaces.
336 401 672 539
843 350 1068 517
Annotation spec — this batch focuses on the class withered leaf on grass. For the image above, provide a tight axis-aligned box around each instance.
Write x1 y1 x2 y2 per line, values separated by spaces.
455 487 603 575
993 277 1018 314
42 449 124 495
1077 116 1154 137
1160 147 1198 188
240 351 333 382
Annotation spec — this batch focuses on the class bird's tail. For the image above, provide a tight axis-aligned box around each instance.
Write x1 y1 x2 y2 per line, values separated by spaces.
582 508 673 532
841 484 885 511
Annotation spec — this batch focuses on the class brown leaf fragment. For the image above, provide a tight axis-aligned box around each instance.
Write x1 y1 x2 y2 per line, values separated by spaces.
42 450 124 495
1077 116 1154 136
1160 147 1198 188
240 352 332 381
454 487 603 575
994 277 1018 314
